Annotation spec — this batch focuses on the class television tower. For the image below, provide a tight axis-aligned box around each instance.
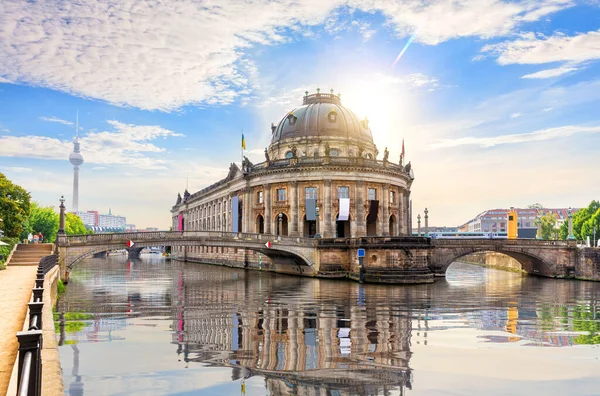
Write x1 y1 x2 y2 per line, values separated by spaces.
69 112 84 212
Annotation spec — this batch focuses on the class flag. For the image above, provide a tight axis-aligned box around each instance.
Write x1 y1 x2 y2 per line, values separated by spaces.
241 133 246 150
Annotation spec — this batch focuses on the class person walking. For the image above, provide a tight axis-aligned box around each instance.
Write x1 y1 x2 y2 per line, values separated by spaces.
33 233 39 244
38 232 43 243
27 233 33 244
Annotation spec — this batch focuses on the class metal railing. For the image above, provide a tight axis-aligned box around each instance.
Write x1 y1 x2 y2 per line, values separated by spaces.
15 254 56 396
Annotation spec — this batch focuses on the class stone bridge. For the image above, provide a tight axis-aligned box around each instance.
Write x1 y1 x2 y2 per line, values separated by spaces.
55 231 588 283
56 231 318 281
429 238 580 277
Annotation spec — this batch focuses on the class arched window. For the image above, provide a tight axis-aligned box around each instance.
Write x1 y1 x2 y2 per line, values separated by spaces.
285 151 294 159
366 153 373 159
287 113 297 126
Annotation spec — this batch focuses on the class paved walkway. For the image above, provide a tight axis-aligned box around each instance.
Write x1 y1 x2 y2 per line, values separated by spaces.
0 265 37 395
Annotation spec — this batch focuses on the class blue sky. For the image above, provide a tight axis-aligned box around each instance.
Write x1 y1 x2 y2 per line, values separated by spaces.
1 0 599 228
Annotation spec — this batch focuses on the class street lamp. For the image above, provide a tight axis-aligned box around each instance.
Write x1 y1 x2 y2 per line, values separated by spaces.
417 214 421 237
424 208 429 236
58 195 66 235
314 206 321 239
278 213 283 238
567 207 575 240
536 211 542 240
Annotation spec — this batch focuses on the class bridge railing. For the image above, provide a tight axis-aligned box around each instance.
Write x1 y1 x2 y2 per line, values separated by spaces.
63 231 314 246
431 239 578 247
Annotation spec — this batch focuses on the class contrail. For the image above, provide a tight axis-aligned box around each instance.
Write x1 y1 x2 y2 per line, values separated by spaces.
392 30 418 68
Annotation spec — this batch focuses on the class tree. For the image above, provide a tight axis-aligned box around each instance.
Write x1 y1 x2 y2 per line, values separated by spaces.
573 201 600 240
535 212 557 240
0 172 31 238
25 202 59 242
559 220 568 240
65 213 91 235
527 203 544 209
581 207 600 245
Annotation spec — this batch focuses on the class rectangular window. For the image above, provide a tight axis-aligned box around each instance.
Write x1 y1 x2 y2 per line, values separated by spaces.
368 188 377 201
257 191 263 204
500 222 505 227
526 222 531 227
389 190 396 204
337 186 349 199
305 187 317 200
277 188 287 202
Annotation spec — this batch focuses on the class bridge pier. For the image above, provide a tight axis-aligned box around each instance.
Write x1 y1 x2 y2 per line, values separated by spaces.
126 247 144 259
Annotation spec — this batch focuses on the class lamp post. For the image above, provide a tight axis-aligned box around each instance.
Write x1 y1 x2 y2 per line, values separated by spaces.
417 214 421 237
314 206 321 239
536 211 542 240
58 195 66 235
567 207 575 240
594 225 597 248
424 208 429 237
278 213 283 239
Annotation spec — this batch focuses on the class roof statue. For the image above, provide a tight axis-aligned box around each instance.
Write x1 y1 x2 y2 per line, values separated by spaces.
183 189 190 202
324 142 330 157
264 147 270 163
290 145 297 159
399 153 403 166
405 161 411 175
242 156 253 173
175 193 182 206
383 147 389 163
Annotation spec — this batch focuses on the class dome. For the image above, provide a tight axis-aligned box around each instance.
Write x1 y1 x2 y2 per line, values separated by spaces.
270 91 374 145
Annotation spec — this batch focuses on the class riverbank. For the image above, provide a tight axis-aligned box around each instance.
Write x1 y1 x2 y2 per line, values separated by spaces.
456 252 527 275
3 264 64 396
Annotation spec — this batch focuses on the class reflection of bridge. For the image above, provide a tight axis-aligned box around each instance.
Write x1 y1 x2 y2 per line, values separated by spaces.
56 231 587 283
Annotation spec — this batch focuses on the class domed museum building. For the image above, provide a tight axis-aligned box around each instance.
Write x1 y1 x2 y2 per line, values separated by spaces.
171 90 417 272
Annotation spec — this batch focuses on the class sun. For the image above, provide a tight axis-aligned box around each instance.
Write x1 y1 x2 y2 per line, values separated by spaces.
342 77 408 154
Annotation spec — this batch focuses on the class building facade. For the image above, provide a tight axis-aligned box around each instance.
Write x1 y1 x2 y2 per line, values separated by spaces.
459 208 577 234
171 91 414 244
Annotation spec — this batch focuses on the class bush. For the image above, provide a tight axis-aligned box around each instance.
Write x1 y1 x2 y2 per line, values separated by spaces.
0 236 20 270
57 279 66 295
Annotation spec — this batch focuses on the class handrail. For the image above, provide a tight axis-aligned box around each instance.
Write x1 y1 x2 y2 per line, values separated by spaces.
16 254 55 396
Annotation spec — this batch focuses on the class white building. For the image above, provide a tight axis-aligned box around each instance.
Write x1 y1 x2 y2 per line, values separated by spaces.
98 208 126 230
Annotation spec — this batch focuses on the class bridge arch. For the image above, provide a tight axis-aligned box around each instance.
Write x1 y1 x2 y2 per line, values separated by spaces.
429 245 557 277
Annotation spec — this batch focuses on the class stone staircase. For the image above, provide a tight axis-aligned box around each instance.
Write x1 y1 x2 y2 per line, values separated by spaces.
8 244 53 266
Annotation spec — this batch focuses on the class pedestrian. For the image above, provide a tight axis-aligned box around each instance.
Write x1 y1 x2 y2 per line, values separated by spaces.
27 233 33 244
38 232 43 243
33 233 39 244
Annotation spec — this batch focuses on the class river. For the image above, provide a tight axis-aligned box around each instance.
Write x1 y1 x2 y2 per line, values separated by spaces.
56 255 600 396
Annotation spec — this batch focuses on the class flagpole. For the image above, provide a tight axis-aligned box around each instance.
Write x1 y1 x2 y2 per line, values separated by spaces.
241 128 243 168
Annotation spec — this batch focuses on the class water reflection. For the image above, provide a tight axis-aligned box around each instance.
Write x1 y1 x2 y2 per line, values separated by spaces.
57 257 600 395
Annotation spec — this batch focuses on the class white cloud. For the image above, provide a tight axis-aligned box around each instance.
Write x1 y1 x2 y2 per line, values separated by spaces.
0 0 572 110
481 29 600 78
521 65 580 79
0 76 12 83
482 30 600 65
39 116 74 126
0 120 184 169
1 166 32 173
354 0 572 45
431 125 600 148
510 112 523 118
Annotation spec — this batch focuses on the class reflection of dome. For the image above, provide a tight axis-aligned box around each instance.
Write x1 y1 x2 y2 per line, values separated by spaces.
69 140 84 166
271 91 373 145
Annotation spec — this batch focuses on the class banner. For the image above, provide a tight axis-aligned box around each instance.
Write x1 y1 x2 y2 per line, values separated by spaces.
306 198 317 221
178 213 183 231
366 200 379 222
338 198 350 221
231 196 239 232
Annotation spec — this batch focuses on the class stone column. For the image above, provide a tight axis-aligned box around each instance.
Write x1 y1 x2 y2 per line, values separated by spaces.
264 185 272 234
567 207 575 240
398 190 404 235
382 183 390 236
290 181 299 236
243 188 251 233
323 180 332 238
58 196 66 235
355 181 366 236
424 207 429 236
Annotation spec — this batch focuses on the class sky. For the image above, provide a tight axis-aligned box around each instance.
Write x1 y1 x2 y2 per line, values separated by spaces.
1 0 599 229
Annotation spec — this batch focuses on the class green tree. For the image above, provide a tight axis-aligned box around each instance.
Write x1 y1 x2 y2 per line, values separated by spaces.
0 172 31 238
65 213 91 235
571 201 600 240
581 207 600 245
25 202 60 242
535 212 557 240
559 220 568 240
